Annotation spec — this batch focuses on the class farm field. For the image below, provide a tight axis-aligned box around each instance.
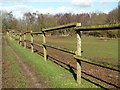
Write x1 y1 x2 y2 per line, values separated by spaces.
2 35 101 88
26 34 118 65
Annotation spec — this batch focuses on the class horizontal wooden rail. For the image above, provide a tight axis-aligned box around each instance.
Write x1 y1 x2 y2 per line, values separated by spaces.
31 32 43 35
42 43 76 55
26 40 31 42
33 42 43 47
75 23 120 31
14 33 20 35
20 32 31 35
74 55 120 72
42 23 77 32
19 23 120 36
24 31 31 34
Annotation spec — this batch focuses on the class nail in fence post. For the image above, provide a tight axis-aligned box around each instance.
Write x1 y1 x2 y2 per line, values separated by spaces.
20 33 22 46
42 32 47 61
31 31 34 53
76 23 82 84
24 33 26 48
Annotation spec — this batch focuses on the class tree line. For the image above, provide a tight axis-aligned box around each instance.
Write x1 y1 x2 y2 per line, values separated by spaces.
1 7 120 38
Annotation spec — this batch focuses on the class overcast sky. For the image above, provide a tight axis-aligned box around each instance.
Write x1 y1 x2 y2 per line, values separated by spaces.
0 0 119 18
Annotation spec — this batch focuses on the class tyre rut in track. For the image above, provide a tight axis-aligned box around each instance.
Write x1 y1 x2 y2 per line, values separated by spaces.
7 41 48 88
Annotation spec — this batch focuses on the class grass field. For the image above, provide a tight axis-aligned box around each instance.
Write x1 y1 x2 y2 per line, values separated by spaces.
25 34 118 65
6 36 101 88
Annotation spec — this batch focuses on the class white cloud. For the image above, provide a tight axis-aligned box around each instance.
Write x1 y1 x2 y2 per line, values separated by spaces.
53 6 73 14
0 0 25 2
0 4 111 17
0 0 69 2
0 5 74 18
71 0 92 7
0 5 33 12
31 6 75 14
99 0 119 3
0 5 34 18
70 0 119 7
0 0 119 3
1 0 118 18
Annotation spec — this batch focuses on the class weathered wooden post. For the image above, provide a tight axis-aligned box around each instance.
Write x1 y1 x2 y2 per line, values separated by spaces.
31 31 34 53
42 32 47 61
15 34 17 41
20 33 22 46
76 23 82 84
14 32 16 40
14 33 16 40
13 32 15 40
12 33 14 40
8 31 10 39
10 32 12 40
18 33 20 44
10 32 13 40
7 31 9 36
24 33 26 48
17 34 19 44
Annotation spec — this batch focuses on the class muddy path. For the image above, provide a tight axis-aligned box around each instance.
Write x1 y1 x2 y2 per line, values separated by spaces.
2 37 48 88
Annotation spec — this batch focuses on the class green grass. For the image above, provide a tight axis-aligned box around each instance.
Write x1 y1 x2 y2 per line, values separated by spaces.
3 37 28 88
7 36 101 88
26 34 118 65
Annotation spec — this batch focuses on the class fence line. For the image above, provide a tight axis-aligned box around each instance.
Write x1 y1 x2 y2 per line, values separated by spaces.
9 23 120 86
74 55 120 72
42 43 76 55
75 23 120 31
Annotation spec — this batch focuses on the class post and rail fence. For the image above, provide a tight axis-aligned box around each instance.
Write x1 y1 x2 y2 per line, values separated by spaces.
8 23 120 86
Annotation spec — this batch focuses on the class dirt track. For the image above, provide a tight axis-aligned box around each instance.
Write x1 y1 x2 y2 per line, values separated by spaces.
2 38 48 88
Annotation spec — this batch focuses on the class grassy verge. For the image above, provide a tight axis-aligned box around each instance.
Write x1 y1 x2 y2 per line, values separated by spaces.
2 37 28 88
7 36 101 88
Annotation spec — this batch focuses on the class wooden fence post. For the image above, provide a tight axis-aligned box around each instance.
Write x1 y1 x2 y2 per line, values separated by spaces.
17 34 19 44
24 33 26 48
42 32 47 61
14 33 16 40
31 31 34 53
7 31 9 36
20 33 22 46
76 23 82 84
13 33 15 40
15 34 17 41
18 34 20 44
10 32 12 40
